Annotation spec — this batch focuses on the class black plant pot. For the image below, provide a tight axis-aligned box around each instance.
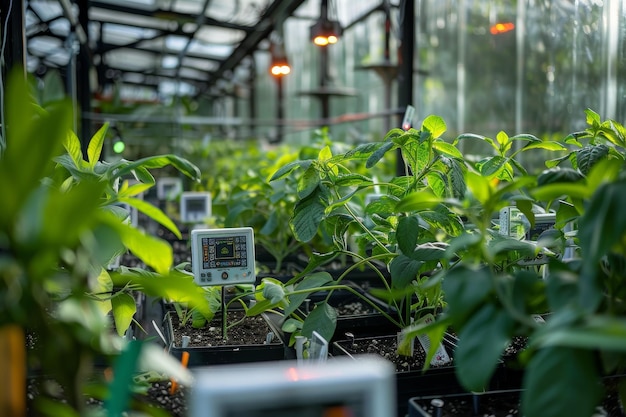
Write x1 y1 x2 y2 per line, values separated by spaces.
333 333 464 417
163 310 286 367
407 389 522 417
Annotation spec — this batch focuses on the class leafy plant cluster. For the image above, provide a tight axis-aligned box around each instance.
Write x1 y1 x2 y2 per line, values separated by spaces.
0 70 210 416
255 109 626 417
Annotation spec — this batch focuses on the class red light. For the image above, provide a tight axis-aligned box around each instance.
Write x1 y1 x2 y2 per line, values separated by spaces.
490 22 515 35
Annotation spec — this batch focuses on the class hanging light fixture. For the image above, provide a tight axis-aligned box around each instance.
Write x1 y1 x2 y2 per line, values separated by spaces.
310 0 342 46
269 15 290 77
269 39 291 77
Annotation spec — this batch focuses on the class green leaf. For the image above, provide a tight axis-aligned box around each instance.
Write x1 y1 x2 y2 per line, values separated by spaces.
397 216 420 255
284 271 333 317
291 192 326 242
522 347 603 417
442 265 492 322
422 115 447 138
301 302 337 343
297 164 320 199
112 269 211 318
343 142 386 160
111 292 137 336
366 141 395 168
532 183 591 202
261 280 286 304
333 173 372 187
260 210 279 236
479 156 509 177
389 254 422 289
456 303 514 391
64 131 84 168
270 159 312 181
115 222 173 274
522 141 568 152
533 315 626 351
432 141 462 159
119 197 182 239
87 123 108 168
575 145 609 175
465 171 491 205
510 133 542 144
115 155 201 182
395 191 441 213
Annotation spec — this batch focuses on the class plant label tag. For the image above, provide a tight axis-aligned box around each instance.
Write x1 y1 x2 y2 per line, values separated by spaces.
415 314 451 366
309 331 329 362
191 227 256 286
402 105 416 130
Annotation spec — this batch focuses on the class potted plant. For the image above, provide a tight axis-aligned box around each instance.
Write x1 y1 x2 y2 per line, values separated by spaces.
162 277 287 367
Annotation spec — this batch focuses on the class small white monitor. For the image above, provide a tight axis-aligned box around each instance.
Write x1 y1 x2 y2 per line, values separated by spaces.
191 227 255 286
180 192 212 223
156 177 182 200
189 355 395 417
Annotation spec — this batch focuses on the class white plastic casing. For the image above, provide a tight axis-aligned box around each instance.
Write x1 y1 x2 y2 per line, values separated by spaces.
191 227 255 286
156 177 183 200
180 192 212 223
189 355 395 417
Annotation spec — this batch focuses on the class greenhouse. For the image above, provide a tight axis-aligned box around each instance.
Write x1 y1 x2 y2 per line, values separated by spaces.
2 1 626 417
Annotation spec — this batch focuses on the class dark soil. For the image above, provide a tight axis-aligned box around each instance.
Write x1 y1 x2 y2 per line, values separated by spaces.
411 390 522 417
169 310 281 347
334 334 450 373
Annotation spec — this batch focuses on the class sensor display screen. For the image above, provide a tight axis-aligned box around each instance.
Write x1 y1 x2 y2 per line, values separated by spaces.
187 197 207 212
202 235 248 269
191 227 255 285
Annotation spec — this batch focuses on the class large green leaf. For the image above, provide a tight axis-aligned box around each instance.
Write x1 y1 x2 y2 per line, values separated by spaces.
1 72 72 228
111 292 137 336
441 265 492 322
114 155 201 182
63 131 84 169
522 141 567 152
456 302 514 391
291 192 326 242
533 315 626 352
575 144 609 175
297 164 321 199
522 347 603 417
579 179 626 265
112 269 211 317
395 191 441 213
87 123 108 169
366 141 395 168
120 196 182 239
397 216 420 255
301 302 337 343
422 115 447 138
480 155 509 178
389 254 422 289
284 271 333 317
432 141 462 159
115 222 173 274
269 159 312 181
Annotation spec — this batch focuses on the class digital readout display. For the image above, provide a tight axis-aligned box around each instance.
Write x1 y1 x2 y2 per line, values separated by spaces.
202 235 248 269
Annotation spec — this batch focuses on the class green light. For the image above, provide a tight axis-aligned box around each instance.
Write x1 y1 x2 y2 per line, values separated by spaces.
113 140 125 154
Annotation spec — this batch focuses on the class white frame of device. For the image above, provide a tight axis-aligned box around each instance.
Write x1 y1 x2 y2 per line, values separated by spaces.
180 191 212 223
189 356 395 417
190 227 256 286
156 177 183 200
